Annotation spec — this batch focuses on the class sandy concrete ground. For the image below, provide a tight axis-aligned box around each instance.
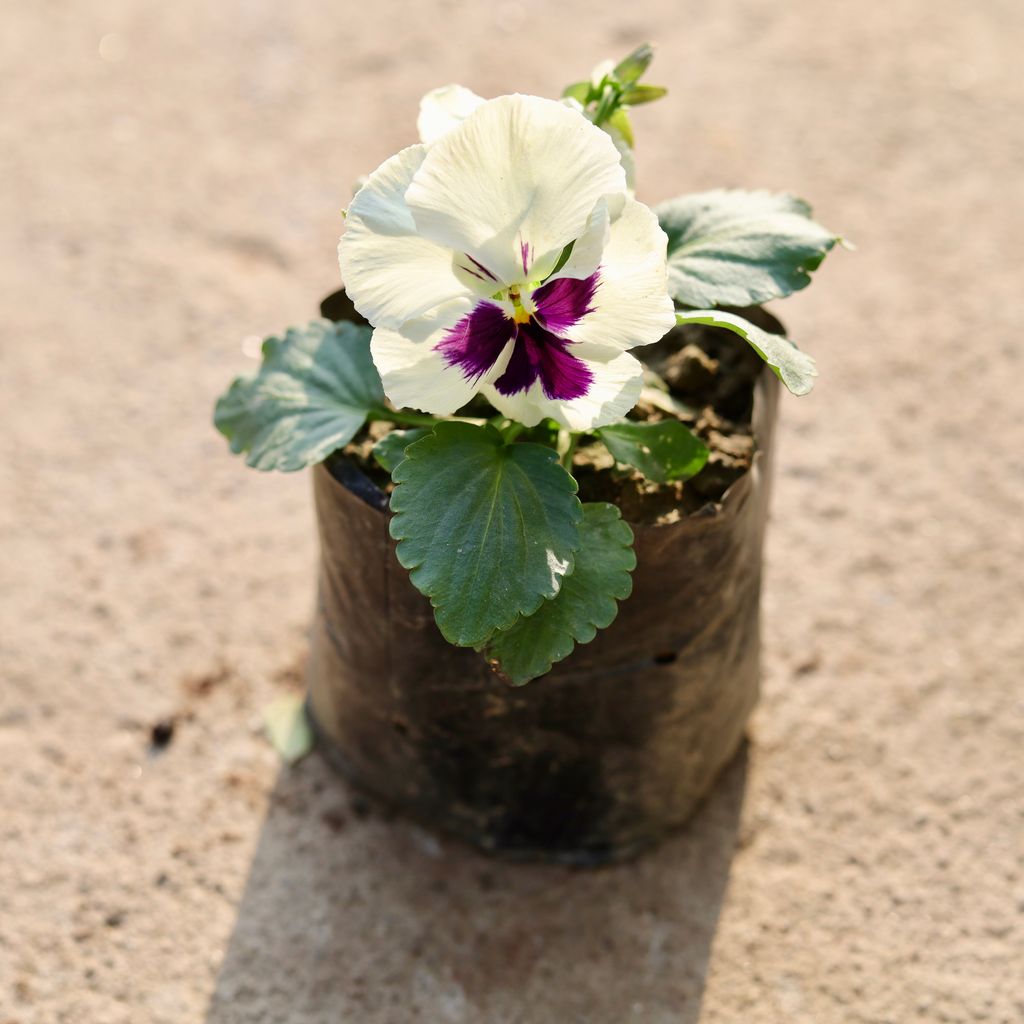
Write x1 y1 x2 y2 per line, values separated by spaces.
2 1 1022 1021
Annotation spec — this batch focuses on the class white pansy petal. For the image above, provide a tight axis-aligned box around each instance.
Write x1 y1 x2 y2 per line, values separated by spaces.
549 345 644 430
483 344 643 431
338 145 472 329
604 122 637 192
406 95 628 286
554 194 625 281
479 381 548 428
371 299 513 416
560 96 635 190
417 84 486 144
564 198 675 351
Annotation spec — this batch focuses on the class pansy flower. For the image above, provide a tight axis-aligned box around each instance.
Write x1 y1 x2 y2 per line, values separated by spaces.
417 82 637 188
338 94 675 430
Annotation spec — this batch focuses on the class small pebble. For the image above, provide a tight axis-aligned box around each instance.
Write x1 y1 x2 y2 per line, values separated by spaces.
149 718 175 751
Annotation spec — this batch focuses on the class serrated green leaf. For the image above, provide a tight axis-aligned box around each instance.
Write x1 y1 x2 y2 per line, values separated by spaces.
613 43 654 85
214 319 385 472
371 428 430 473
263 694 315 765
390 423 582 647
675 310 818 396
598 420 709 483
657 189 841 307
485 503 636 685
621 84 667 105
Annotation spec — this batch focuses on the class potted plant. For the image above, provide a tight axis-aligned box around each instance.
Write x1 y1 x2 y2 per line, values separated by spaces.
214 46 843 864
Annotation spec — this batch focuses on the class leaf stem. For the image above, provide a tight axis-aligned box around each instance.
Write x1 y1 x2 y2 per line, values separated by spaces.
368 408 437 428
368 408 487 429
502 422 526 443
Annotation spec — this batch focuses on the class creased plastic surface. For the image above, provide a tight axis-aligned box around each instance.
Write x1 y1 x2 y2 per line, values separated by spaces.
307 292 780 863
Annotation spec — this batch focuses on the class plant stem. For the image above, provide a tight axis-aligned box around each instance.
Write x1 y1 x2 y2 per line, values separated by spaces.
558 430 580 471
503 422 525 443
592 83 620 126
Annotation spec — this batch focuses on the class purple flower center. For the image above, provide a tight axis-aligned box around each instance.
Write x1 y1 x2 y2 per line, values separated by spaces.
437 270 599 402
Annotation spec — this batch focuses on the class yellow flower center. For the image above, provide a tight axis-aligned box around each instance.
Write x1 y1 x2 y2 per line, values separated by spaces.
508 287 533 324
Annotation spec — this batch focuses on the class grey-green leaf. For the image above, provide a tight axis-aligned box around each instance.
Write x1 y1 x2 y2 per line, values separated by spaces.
390 423 582 648
485 503 636 685
675 310 818 396
657 189 840 307
372 428 430 473
598 420 708 483
214 319 385 472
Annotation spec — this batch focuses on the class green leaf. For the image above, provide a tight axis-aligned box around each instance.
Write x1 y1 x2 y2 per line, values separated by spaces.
372 428 430 473
607 108 634 148
613 43 654 85
390 423 582 647
621 84 667 105
485 503 636 685
562 80 592 105
598 420 709 483
214 319 385 472
675 310 818 396
656 189 841 307
263 694 315 765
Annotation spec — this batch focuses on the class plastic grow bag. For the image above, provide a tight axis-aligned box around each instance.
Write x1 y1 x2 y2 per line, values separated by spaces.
306 290 780 863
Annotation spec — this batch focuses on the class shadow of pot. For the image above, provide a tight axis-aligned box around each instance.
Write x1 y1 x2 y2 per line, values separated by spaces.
306 289 780 864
